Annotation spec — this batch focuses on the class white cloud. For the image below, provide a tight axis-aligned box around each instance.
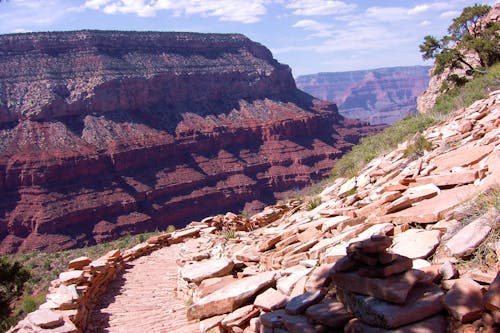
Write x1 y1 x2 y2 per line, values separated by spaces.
419 20 431 27
84 0 269 23
316 25 413 52
292 19 334 37
364 7 409 22
407 2 452 15
440 10 460 18
286 0 356 16
0 0 79 32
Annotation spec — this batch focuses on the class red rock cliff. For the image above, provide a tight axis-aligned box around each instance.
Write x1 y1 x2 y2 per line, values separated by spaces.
0 31 381 253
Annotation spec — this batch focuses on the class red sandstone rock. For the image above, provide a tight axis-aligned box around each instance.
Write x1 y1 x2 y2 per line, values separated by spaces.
344 315 446 333
331 269 425 304
305 300 353 328
188 271 276 320
380 185 476 224
0 31 382 254
180 258 234 284
391 229 441 259
338 284 444 329
484 271 500 312
443 277 484 323
445 213 492 258
254 288 288 311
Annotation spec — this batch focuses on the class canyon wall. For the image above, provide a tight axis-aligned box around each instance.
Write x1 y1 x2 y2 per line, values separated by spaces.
0 31 381 253
296 66 431 124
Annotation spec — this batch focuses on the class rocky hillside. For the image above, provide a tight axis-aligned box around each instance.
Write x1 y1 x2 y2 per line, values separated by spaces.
8 89 499 333
296 66 430 125
0 31 382 254
417 3 499 113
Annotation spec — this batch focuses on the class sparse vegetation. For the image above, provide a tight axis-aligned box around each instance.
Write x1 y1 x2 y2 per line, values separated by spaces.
223 230 237 240
344 187 357 197
404 134 433 158
166 225 176 233
305 197 321 211
433 62 500 114
454 187 500 272
330 60 499 180
330 113 437 179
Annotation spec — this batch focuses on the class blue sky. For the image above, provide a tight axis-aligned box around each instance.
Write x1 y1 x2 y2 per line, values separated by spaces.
0 0 497 76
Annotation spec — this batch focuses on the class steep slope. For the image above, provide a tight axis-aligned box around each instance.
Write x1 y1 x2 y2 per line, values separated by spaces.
296 66 431 124
7 89 499 333
0 31 381 254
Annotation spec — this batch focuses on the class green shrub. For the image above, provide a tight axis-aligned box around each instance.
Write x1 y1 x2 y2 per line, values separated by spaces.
433 62 500 114
223 230 237 240
305 197 321 211
166 225 176 233
404 134 433 158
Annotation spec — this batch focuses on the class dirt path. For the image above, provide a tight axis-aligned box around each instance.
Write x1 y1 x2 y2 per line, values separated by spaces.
87 244 199 333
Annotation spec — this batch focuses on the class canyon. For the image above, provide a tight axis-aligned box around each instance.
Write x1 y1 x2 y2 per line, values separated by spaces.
0 31 381 253
296 66 431 125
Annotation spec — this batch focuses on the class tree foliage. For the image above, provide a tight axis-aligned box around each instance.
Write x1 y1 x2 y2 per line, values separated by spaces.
0 257 30 319
420 4 499 78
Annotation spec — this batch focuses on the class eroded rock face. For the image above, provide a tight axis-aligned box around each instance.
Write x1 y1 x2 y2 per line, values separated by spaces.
0 31 382 253
296 66 431 124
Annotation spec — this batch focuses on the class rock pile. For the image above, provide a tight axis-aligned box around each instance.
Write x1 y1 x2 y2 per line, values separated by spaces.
332 235 446 331
7 89 500 333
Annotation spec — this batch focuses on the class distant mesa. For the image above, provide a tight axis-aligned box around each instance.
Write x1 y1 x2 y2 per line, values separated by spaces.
296 66 431 125
0 30 382 253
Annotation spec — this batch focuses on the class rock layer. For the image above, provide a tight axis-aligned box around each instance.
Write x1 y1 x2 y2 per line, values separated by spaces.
296 66 430 124
0 31 382 253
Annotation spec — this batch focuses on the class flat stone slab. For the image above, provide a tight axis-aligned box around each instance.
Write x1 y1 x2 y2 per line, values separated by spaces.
445 214 492 258
67 256 91 270
338 284 444 329
260 310 316 333
305 300 353 328
254 288 288 311
381 185 475 224
27 309 63 329
58 270 84 285
345 315 446 333
443 277 484 323
432 145 493 172
391 229 441 259
181 257 234 283
331 269 425 304
285 290 325 315
188 271 276 320
411 171 477 187
276 267 312 295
